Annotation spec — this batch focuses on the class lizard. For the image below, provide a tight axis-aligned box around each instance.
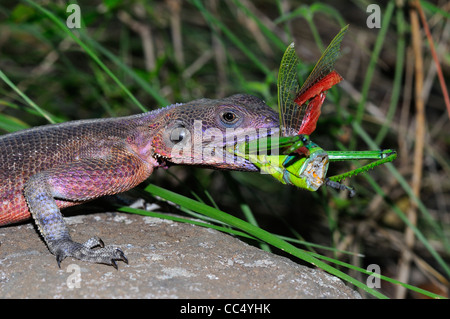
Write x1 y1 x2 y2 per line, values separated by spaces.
0 94 279 268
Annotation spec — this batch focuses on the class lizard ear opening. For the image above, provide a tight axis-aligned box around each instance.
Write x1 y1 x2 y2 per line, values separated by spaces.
162 121 191 149
170 126 187 144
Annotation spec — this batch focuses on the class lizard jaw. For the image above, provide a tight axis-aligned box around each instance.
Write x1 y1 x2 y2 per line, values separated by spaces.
152 127 279 172
151 144 258 171
152 152 170 169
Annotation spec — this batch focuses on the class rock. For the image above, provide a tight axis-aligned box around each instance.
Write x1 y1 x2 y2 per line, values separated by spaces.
0 212 360 298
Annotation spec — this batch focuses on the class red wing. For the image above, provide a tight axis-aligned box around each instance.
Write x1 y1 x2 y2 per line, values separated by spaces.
297 92 326 135
282 25 348 136
294 71 343 108
294 71 342 135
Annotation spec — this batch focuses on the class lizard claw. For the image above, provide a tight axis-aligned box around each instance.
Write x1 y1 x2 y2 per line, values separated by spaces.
50 237 128 269
111 251 128 270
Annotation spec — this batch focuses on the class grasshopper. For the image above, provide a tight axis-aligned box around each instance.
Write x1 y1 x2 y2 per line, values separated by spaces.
231 25 396 196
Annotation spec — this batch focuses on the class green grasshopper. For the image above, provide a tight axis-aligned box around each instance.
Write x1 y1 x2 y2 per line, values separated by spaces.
231 25 396 196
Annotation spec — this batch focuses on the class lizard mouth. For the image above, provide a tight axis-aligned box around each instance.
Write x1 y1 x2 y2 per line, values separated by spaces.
212 126 280 171
155 126 280 172
152 152 170 169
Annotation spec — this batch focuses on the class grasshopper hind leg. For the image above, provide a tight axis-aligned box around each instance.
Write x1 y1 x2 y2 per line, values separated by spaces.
325 178 356 198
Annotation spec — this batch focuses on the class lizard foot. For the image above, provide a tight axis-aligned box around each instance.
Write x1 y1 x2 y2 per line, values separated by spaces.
49 237 128 269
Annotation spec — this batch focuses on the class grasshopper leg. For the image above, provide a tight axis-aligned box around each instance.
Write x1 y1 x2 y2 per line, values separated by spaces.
325 178 355 197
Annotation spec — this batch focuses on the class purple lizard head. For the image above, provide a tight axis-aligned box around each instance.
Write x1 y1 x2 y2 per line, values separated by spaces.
150 94 279 171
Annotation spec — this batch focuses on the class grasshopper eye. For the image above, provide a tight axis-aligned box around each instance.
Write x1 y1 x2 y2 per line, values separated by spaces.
300 135 310 145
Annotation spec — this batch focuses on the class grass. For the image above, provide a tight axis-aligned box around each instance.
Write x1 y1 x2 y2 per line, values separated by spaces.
0 0 448 298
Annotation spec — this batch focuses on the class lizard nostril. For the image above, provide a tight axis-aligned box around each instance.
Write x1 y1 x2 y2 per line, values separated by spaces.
265 116 277 125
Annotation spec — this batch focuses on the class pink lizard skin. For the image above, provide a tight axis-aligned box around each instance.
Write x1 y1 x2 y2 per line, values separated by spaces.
0 94 279 268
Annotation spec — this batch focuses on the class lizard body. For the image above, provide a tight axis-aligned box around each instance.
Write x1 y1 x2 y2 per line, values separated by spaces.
0 94 278 267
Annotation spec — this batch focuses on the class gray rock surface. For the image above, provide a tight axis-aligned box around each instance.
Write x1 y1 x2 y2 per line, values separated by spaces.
0 212 360 298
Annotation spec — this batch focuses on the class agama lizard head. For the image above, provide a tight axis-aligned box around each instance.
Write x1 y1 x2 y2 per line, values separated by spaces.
150 94 279 171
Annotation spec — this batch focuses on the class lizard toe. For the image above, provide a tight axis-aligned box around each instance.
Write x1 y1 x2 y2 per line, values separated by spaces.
50 238 127 268
82 236 104 249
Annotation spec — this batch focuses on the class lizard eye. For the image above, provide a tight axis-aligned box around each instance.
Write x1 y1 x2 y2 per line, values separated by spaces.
222 111 237 123
219 110 242 128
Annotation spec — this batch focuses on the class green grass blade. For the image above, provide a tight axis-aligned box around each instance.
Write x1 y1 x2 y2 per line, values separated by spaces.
79 33 170 108
310 252 447 299
353 1 394 127
421 0 450 19
117 206 254 240
144 183 388 299
353 117 450 254
374 6 405 145
364 171 450 278
120 195 445 299
191 0 274 80
0 111 30 132
334 115 450 277
0 70 56 124
23 0 147 112
230 0 286 51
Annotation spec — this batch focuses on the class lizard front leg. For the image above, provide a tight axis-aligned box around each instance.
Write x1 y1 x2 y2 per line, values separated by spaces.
23 147 155 268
